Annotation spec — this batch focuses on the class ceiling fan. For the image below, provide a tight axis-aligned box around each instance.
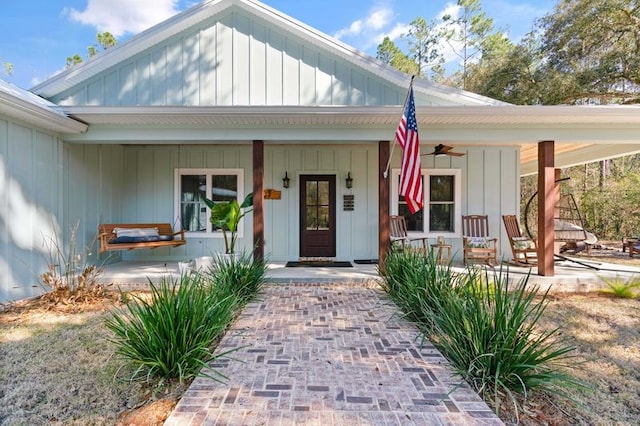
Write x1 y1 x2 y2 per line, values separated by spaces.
423 144 465 157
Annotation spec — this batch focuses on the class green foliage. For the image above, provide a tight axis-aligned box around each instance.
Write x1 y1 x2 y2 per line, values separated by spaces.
378 250 469 331
205 252 268 305
403 17 445 79
66 31 118 69
203 193 253 254
106 255 266 383
380 252 579 417
540 0 640 105
106 273 238 382
1 59 12 76
442 0 498 89
376 36 420 76
429 269 579 415
599 275 640 299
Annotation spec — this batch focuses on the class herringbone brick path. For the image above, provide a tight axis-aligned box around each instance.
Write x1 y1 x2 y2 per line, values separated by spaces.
165 283 503 425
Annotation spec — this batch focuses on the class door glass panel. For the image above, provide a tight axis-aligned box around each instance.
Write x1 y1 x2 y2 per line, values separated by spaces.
306 181 317 206
318 181 329 205
305 179 332 231
318 206 329 229
306 209 317 230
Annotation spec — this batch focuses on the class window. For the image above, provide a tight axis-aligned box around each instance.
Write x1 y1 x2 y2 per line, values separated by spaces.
175 168 244 236
391 168 461 237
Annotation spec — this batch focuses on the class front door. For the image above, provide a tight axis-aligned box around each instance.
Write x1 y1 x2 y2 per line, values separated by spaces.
300 175 336 257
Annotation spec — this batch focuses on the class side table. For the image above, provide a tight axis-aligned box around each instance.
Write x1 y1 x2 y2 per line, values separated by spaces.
431 244 452 264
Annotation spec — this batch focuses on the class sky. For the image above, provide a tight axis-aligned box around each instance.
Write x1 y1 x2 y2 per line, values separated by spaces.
0 0 556 90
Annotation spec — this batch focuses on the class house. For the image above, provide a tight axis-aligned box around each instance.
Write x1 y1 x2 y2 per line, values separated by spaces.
3 0 640 303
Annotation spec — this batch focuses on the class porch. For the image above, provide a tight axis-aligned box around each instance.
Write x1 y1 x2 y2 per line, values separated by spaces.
98 257 640 294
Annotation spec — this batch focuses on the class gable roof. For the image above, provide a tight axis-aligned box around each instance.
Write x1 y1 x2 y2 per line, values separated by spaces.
0 79 87 133
30 0 504 107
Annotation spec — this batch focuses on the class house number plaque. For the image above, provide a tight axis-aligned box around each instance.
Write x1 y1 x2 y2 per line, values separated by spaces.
343 194 354 211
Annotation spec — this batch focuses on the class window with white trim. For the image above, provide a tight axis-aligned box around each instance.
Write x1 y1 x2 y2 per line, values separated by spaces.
174 168 244 236
391 168 461 237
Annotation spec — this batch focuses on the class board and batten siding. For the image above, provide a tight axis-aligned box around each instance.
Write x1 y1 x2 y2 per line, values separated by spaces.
114 144 253 261
63 144 125 264
0 117 65 303
50 10 415 107
394 145 521 260
264 144 379 261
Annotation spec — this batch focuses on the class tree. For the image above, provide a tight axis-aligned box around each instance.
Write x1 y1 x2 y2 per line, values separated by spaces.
1 57 12 76
66 31 118 69
442 0 497 89
376 37 420 76
403 17 445 80
463 31 549 104
540 0 640 104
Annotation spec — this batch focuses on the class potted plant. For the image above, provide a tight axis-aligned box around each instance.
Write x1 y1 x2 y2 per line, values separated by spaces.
202 192 253 255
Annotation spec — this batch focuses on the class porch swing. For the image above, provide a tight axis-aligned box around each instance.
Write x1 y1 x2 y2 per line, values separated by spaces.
523 178 598 267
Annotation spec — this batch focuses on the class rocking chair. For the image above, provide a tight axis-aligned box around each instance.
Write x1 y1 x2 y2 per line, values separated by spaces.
502 215 537 265
462 215 498 266
389 215 429 256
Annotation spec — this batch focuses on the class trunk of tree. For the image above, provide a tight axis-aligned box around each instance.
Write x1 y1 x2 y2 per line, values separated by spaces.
598 159 610 190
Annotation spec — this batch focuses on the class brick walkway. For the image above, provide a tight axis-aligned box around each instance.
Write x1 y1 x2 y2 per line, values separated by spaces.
165 283 503 425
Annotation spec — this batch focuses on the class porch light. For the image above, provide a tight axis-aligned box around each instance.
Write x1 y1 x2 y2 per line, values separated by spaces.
283 172 290 188
345 172 353 189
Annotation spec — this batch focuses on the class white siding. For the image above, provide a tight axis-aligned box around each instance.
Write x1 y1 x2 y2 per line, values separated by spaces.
410 146 520 260
0 117 65 302
264 144 379 261
117 145 253 261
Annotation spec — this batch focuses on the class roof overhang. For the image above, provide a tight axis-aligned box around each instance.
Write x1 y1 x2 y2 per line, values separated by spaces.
0 88 88 134
61 104 640 174
61 104 640 127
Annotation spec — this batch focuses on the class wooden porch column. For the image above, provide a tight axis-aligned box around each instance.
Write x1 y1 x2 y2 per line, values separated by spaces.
253 140 264 261
537 140 555 276
379 141 390 267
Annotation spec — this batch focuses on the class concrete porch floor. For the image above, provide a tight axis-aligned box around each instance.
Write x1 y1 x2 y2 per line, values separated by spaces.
98 256 640 293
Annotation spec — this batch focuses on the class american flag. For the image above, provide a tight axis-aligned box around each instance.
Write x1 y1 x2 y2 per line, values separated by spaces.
395 85 423 214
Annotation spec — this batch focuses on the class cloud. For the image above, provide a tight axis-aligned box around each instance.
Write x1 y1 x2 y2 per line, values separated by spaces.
64 0 181 37
333 6 394 40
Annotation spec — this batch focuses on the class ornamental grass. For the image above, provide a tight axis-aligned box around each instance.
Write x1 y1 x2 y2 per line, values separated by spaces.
106 254 266 383
379 252 580 418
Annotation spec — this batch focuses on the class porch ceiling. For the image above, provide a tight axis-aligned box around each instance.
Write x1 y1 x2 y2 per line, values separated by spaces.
63 104 640 174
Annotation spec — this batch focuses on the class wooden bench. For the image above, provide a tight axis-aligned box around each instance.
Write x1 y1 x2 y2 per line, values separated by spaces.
98 223 186 253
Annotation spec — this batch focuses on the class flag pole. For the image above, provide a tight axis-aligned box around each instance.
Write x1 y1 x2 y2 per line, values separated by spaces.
383 75 415 179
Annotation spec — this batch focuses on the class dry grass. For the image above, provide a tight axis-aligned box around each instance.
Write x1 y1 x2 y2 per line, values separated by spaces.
0 293 186 426
1 282 638 425
506 293 640 425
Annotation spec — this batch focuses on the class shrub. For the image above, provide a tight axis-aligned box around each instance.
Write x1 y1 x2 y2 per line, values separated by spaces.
599 274 640 299
428 268 578 415
105 273 237 383
380 253 579 418
40 220 106 303
106 253 267 383
205 252 268 305
378 250 474 331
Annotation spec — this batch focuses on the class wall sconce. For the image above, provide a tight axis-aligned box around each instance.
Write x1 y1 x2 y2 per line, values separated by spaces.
282 171 290 189
345 172 353 189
